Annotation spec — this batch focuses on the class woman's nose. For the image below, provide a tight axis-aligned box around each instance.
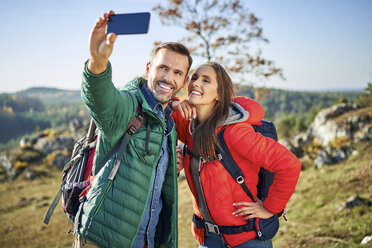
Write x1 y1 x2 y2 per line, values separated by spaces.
191 79 201 87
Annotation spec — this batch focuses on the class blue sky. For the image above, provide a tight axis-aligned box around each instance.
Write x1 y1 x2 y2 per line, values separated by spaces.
0 0 371 93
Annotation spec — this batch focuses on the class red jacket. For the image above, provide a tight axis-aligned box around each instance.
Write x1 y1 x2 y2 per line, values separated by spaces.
173 97 301 247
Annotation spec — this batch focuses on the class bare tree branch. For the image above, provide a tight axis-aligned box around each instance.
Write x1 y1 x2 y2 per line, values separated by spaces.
153 0 284 84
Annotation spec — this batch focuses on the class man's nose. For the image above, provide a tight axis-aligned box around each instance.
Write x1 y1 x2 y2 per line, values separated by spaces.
164 71 173 82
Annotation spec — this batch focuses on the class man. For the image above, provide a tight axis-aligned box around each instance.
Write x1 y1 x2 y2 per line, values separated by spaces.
74 11 192 248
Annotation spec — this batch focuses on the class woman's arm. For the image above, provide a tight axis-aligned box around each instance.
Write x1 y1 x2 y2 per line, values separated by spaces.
226 125 302 214
170 99 194 143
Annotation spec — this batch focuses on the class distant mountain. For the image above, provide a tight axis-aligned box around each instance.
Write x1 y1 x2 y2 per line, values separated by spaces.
16 87 81 103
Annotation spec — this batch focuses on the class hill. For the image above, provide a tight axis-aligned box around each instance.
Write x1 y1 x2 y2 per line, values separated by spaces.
0 88 88 149
0 86 362 148
0 141 370 247
236 85 361 120
16 87 81 103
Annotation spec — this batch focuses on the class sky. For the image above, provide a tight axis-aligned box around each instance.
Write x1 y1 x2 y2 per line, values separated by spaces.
0 0 371 93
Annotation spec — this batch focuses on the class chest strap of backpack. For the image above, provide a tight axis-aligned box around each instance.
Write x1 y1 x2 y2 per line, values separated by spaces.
193 214 255 235
108 108 144 180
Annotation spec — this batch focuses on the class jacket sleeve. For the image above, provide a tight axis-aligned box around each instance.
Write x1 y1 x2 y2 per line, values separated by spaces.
226 124 301 214
81 61 137 140
171 110 190 144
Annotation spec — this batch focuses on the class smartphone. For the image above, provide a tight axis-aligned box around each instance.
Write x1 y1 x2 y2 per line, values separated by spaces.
107 12 151 35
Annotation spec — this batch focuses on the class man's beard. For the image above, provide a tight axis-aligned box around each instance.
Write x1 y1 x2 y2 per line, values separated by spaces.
150 80 181 104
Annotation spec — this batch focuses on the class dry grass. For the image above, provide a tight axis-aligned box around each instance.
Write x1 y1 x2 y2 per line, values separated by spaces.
1 142 371 247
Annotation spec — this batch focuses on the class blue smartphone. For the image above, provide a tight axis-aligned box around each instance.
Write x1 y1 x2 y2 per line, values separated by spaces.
107 12 151 35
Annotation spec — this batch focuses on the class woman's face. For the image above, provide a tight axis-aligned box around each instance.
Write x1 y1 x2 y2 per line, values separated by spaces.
188 65 219 107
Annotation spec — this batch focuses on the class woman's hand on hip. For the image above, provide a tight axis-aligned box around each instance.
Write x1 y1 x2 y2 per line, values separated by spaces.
232 199 274 220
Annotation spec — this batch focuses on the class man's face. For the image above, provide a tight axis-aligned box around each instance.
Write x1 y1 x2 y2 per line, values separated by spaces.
146 49 189 106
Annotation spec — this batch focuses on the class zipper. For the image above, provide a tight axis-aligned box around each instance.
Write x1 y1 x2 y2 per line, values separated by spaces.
255 218 262 238
198 158 231 247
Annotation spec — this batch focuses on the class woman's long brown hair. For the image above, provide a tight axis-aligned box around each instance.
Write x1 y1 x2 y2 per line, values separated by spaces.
192 62 235 161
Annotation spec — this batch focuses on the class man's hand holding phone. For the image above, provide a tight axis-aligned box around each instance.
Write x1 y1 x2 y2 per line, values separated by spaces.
88 11 118 75
88 11 151 75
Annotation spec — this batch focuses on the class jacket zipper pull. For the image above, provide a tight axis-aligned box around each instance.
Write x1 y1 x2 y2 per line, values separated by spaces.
282 208 288 221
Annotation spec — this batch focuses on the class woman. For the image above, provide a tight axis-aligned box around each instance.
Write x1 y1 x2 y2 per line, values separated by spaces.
171 62 301 248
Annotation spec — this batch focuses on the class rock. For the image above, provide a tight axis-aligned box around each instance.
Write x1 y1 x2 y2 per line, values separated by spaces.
51 153 70 169
24 168 38 180
293 133 307 148
291 133 308 157
336 195 365 211
314 146 355 168
19 137 31 148
18 197 29 208
0 154 17 180
355 125 372 142
40 195 49 201
308 103 358 146
361 235 372 245
315 149 333 168
35 135 75 154
20 133 47 148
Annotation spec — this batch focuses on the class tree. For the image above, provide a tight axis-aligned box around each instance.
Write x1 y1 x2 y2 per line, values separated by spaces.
153 0 283 83
276 113 296 139
355 83 372 107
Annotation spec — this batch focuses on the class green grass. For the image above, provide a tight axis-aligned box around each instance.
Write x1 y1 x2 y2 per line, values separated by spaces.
0 142 371 247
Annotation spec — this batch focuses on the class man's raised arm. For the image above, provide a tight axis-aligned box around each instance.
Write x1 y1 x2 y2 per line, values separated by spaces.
88 10 118 74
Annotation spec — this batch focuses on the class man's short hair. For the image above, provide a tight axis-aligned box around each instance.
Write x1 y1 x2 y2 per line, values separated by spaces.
152 42 193 74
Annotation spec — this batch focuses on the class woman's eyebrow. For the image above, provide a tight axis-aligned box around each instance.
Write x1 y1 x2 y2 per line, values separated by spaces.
201 75 211 80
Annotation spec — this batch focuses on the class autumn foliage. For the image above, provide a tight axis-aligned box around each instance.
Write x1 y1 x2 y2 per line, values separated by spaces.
153 0 284 84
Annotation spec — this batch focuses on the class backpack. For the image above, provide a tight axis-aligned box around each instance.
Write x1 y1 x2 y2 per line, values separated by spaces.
188 119 284 239
216 120 278 202
43 109 144 226
214 120 285 240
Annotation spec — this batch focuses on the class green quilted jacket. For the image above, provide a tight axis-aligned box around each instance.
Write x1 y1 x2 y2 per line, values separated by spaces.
77 62 178 248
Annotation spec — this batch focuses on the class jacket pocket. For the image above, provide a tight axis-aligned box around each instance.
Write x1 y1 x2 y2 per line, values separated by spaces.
251 214 280 240
82 157 116 226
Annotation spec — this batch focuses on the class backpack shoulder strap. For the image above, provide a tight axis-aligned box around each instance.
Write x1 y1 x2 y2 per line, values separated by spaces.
217 129 255 202
43 108 144 225
108 107 144 180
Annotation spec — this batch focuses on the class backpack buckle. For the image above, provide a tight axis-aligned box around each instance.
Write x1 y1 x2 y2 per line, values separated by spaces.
205 222 220 235
236 176 244 184
127 124 137 135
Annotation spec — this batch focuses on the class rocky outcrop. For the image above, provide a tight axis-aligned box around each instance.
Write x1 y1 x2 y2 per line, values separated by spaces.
314 146 357 168
0 119 88 180
34 136 74 154
0 154 17 180
285 104 372 167
307 103 359 146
